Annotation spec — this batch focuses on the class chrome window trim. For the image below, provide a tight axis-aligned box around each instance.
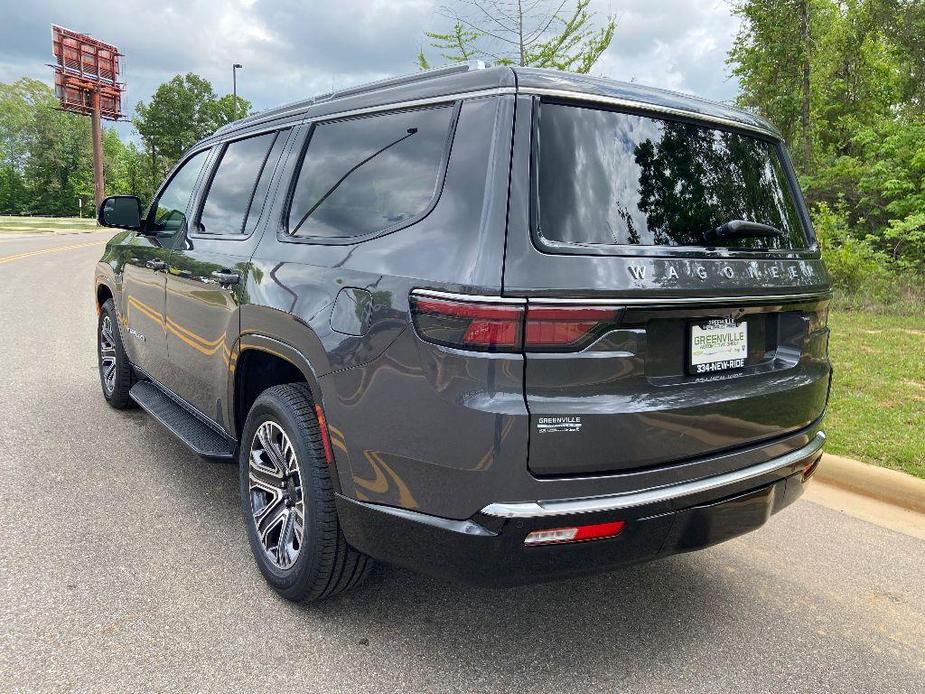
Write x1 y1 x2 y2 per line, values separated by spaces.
520 87 780 139
481 432 826 518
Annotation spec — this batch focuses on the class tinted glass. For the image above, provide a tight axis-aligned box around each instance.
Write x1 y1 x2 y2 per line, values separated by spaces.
536 102 808 250
289 105 454 239
199 132 276 235
243 130 288 236
151 149 209 235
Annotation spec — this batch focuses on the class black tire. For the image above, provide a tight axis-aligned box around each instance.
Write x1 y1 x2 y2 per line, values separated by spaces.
239 383 372 602
97 299 135 409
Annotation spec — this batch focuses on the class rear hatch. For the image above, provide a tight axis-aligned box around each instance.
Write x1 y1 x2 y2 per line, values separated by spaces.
508 98 832 476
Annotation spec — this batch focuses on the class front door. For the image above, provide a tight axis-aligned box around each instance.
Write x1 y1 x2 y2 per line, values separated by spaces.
120 149 210 378
162 129 290 427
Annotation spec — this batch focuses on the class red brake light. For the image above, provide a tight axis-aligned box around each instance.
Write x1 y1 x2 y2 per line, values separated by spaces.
525 306 620 351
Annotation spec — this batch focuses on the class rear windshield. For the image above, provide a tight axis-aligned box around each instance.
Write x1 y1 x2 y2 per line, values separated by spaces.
535 102 808 250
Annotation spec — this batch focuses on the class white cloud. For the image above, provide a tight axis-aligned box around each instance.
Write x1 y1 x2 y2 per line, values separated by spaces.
0 0 744 140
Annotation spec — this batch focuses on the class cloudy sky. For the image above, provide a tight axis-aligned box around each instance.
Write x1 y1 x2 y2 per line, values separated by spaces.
0 0 743 139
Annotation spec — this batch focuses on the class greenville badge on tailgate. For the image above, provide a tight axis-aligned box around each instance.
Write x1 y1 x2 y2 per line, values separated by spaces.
690 319 748 374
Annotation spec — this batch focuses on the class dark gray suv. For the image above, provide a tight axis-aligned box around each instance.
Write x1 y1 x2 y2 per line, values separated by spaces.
95 64 831 602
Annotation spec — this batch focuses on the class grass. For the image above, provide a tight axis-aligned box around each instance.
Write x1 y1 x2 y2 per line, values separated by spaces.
826 309 925 479
0 215 98 233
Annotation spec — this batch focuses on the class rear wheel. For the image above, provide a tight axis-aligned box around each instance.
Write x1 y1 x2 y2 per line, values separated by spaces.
239 383 372 602
97 299 135 409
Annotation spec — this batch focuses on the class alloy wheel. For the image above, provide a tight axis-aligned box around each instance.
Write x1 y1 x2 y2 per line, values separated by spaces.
99 315 117 394
248 421 304 569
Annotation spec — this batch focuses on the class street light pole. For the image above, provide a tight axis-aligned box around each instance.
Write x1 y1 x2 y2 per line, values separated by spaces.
232 63 243 121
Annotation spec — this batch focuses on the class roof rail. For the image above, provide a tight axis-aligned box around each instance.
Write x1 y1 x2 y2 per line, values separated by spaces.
214 63 480 137
331 63 473 100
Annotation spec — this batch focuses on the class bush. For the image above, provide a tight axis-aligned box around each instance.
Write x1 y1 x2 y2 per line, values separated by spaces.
812 202 924 314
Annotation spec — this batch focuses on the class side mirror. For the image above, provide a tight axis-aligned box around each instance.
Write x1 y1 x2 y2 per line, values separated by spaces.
98 195 144 231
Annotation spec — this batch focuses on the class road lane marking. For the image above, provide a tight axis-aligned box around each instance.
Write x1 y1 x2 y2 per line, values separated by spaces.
0 239 106 265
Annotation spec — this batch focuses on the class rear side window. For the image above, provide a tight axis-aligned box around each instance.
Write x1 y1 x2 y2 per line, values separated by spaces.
198 131 277 235
535 102 808 251
288 105 455 240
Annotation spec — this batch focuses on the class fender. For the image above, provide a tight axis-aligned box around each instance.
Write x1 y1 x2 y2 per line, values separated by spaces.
232 332 325 413
231 332 343 493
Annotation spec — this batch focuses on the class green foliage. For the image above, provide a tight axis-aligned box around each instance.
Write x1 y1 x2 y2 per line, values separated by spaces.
730 0 925 307
419 22 480 69
418 0 615 74
134 73 251 187
0 72 249 217
0 78 92 216
813 202 887 293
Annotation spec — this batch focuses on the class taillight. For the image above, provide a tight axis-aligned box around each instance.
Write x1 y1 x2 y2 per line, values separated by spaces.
410 294 525 352
525 305 621 351
410 291 622 353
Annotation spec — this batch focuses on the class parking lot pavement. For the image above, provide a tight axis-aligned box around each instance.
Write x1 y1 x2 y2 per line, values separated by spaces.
1 234 923 693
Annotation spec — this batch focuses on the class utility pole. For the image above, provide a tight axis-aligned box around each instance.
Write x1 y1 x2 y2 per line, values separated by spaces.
232 63 243 121
90 89 104 211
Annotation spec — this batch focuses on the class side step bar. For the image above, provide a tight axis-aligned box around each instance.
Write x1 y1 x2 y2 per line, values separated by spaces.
129 381 236 461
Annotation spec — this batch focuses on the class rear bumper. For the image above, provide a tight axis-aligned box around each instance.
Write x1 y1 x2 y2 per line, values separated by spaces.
336 433 824 587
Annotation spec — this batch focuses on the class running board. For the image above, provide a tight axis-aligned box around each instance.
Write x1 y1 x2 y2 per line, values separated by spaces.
129 381 236 461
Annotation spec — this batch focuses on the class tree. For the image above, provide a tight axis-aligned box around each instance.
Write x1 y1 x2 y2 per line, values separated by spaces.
417 0 616 74
728 0 820 171
729 0 925 272
133 73 251 189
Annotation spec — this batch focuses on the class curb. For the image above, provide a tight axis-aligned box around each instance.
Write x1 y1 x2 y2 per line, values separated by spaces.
814 453 925 515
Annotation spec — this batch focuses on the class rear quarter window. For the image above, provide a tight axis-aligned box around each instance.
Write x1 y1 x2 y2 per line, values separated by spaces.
288 104 456 240
535 101 809 252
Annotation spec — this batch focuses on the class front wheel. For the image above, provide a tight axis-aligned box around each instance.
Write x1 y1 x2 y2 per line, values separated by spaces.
239 383 372 602
97 299 135 409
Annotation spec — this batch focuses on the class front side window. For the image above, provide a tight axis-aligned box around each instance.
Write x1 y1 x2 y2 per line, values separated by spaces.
288 105 455 240
536 102 808 251
198 132 277 235
150 149 209 235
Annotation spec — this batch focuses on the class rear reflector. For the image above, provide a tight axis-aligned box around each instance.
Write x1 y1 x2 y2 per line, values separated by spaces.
410 291 621 353
315 405 334 465
524 520 625 546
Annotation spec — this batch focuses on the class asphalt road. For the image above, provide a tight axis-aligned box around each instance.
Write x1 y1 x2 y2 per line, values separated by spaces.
1 232 923 693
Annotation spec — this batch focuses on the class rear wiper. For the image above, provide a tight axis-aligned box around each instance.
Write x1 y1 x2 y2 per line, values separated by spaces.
705 220 785 243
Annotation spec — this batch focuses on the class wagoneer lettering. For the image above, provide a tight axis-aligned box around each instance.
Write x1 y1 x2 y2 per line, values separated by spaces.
94 64 831 601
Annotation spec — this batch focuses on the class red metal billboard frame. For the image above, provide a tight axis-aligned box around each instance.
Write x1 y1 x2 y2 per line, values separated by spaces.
51 25 125 119
51 25 126 210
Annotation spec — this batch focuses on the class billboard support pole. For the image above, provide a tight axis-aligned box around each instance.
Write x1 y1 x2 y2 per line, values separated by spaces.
90 89 104 212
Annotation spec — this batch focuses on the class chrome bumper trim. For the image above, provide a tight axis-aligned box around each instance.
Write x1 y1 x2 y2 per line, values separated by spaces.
480 432 826 519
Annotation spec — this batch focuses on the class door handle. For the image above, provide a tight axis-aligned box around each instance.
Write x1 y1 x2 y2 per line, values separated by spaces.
211 270 240 285
145 259 166 271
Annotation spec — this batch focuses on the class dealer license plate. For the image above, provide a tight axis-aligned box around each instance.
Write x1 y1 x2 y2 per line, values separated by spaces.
689 319 748 374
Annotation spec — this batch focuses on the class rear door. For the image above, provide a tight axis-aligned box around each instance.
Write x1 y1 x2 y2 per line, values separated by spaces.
162 129 290 424
504 97 832 476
